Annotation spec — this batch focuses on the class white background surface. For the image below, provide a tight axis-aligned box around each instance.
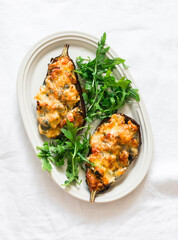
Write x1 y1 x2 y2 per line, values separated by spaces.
0 0 178 239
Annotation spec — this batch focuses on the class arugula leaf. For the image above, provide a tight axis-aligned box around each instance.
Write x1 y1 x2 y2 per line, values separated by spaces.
37 120 91 186
41 157 52 172
76 32 140 121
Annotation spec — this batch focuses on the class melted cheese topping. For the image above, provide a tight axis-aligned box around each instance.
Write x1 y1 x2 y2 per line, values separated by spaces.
87 114 140 190
35 56 84 138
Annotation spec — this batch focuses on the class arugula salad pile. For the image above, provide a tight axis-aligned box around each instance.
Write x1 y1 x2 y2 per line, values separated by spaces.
37 33 140 186
76 33 139 122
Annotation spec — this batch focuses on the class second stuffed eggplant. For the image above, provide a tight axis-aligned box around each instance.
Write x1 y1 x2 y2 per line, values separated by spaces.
86 113 141 202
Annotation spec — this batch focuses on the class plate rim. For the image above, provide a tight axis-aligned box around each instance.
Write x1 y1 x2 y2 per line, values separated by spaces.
17 31 154 203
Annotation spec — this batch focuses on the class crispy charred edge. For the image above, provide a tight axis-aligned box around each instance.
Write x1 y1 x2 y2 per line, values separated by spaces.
121 113 142 160
39 44 86 138
86 113 141 202
85 166 110 203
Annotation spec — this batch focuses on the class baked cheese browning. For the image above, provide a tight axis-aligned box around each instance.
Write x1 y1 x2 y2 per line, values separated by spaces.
86 113 141 201
35 45 85 138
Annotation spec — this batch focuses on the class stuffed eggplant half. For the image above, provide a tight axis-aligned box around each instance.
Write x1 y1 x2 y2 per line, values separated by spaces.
86 113 141 202
35 45 86 138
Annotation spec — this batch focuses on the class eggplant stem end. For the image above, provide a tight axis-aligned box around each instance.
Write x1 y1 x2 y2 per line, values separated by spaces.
61 44 69 57
90 190 97 203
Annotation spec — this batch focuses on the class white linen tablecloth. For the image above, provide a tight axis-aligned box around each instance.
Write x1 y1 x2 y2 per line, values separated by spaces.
0 0 178 239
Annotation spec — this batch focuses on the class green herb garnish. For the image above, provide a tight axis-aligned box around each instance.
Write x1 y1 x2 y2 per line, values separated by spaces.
76 32 140 122
37 120 91 186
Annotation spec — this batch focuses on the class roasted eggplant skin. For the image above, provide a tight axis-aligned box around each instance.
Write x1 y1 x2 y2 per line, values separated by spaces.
35 44 86 138
86 113 141 202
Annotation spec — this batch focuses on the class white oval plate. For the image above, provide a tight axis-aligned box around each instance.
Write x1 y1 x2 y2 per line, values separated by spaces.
17 32 153 203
